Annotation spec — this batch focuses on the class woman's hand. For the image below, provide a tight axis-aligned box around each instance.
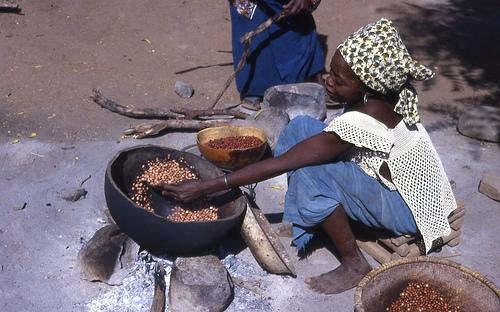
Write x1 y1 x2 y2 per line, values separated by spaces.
159 179 215 203
283 0 314 15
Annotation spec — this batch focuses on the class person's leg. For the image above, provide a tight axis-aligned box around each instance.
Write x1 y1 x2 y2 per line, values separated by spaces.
305 205 371 294
283 161 417 294
274 115 326 158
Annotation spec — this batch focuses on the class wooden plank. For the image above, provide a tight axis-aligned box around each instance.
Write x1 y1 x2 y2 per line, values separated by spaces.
441 228 461 245
447 237 460 247
450 217 464 231
356 240 391 263
378 238 411 256
389 235 415 247
448 209 465 223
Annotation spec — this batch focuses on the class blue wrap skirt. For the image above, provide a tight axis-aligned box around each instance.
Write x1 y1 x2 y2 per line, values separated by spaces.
274 116 418 251
229 1 325 97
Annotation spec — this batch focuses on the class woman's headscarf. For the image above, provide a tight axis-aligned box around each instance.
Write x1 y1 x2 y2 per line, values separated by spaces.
338 18 434 125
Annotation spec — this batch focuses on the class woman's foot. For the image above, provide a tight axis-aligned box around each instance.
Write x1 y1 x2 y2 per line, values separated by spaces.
305 255 371 294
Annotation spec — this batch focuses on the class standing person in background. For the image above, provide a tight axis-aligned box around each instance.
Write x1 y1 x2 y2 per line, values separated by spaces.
229 0 325 109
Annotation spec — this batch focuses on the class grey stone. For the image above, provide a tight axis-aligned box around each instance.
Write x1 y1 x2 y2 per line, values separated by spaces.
457 105 500 142
253 108 290 150
60 187 87 201
229 108 289 151
77 224 128 283
169 255 234 312
174 80 194 99
106 237 141 285
262 82 327 121
479 174 500 202
13 202 27 211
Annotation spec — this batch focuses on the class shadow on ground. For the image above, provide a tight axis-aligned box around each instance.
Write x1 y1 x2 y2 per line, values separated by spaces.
379 1 500 107
377 1 500 160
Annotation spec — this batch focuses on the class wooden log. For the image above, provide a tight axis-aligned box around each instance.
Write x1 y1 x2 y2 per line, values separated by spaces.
123 119 229 139
92 89 248 123
407 244 422 257
378 238 411 257
390 235 415 247
150 263 166 312
447 237 460 247
389 202 464 247
356 240 391 263
170 108 249 120
92 89 180 119
441 228 461 245
448 208 465 224
450 217 464 231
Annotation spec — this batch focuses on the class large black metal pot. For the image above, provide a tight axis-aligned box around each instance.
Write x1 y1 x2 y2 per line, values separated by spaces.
104 145 246 255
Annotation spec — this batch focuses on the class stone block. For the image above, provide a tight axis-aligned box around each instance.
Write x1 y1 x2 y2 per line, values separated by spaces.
169 255 233 312
174 80 194 98
479 173 500 202
262 82 326 121
457 105 500 142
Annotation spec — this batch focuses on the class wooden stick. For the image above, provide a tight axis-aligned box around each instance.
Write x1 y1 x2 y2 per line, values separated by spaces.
92 89 248 120
448 209 465 223
149 263 166 312
356 240 391 263
378 238 411 257
92 89 181 119
209 10 289 109
390 235 415 247
124 119 229 139
170 108 249 120
450 217 464 231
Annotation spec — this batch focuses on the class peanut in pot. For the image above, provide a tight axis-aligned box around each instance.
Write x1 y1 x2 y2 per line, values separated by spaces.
128 155 219 222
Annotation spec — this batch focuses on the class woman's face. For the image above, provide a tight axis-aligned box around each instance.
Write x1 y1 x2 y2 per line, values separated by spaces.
325 50 366 104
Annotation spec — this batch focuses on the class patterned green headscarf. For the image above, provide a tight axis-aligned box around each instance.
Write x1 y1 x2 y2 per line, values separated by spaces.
338 18 434 125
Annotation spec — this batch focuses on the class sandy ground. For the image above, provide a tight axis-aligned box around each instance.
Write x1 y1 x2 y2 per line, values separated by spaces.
0 0 499 311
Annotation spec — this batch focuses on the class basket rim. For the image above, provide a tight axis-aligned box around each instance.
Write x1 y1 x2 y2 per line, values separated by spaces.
353 256 500 312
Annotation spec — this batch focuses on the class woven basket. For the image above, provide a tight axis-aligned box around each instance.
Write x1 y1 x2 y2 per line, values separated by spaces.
354 256 500 312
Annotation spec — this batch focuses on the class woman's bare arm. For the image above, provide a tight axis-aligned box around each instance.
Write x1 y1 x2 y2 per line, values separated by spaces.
160 131 351 202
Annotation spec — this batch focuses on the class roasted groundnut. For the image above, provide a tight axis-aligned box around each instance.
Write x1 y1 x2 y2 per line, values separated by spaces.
388 281 461 312
206 135 263 149
129 156 219 222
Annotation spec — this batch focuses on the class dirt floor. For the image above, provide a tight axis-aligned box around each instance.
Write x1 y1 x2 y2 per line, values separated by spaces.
1 0 499 311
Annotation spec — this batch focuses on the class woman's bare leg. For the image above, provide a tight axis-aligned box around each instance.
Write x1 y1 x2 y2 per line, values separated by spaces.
305 205 371 294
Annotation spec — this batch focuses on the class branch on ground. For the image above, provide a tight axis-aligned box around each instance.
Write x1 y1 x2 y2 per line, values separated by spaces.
91 89 248 120
123 119 229 139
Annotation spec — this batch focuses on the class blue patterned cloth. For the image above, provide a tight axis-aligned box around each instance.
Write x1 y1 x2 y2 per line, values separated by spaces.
229 0 324 97
274 116 417 251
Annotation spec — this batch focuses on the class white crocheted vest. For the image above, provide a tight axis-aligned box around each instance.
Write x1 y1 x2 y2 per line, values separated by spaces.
324 111 457 253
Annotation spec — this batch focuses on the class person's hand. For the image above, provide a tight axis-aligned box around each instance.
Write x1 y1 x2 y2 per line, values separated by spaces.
158 180 209 203
283 0 313 15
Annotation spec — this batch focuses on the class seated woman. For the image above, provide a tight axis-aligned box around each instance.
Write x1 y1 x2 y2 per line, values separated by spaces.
159 18 457 294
